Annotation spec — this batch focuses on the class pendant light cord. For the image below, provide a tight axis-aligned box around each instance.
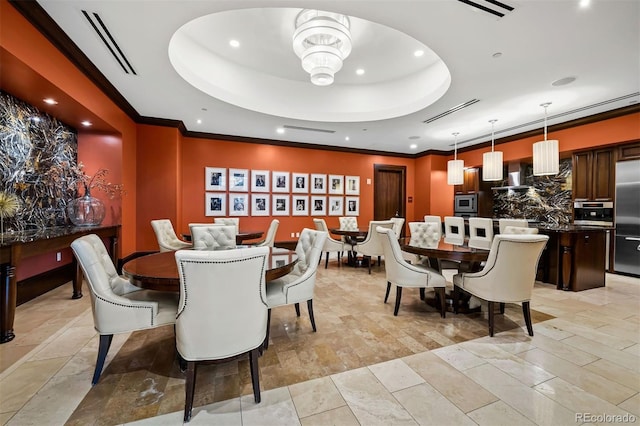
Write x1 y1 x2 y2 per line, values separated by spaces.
489 119 497 153
541 102 551 142
453 132 459 160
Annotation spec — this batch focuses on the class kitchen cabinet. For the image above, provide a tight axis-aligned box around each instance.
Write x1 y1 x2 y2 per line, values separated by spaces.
618 141 640 161
572 148 615 201
454 168 479 193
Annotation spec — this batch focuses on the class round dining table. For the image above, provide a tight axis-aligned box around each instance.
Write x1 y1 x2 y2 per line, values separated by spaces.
122 247 297 291
328 228 368 266
181 230 264 245
399 237 490 272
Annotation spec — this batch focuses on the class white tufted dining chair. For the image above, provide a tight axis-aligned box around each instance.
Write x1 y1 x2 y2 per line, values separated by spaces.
353 220 395 274
498 218 529 234
444 216 465 246
503 225 539 235
174 247 269 422
190 225 237 250
214 217 240 233
71 234 179 385
390 217 405 239
377 227 447 317
402 222 441 265
424 215 442 231
313 218 344 268
453 234 549 337
468 217 494 250
254 219 279 247
151 219 192 252
264 228 327 349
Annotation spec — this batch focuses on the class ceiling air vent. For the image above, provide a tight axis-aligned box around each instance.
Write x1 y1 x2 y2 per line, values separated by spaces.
283 125 335 134
423 99 480 124
456 0 515 18
82 10 136 75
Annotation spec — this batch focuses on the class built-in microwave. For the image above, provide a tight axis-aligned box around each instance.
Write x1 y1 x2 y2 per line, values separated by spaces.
574 201 614 226
454 193 478 214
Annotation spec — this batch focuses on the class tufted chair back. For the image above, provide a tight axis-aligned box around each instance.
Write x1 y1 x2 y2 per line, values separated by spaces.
498 218 529 234
444 216 465 246
214 217 240 233
71 234 178 385
353 220 394 273
191 225 237 250
468 217 494 250
313 218 344 268
390 217 405 238
290 228 326 277
503 225 539 235
255 219 279 247
151 219 192 252
408 222 441 248
339 216 358 231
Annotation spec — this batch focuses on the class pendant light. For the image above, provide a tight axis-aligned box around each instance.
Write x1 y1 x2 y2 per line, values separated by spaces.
447 132 464 185
533 102 559 176
482 119 503 181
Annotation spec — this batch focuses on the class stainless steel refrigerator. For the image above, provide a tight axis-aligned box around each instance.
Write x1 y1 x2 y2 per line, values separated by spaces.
615 159 640 276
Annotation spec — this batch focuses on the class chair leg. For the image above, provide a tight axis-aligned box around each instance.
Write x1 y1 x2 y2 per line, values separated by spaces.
295 303 301 317
435 287 446 318
377 256 381 270
452 286 460 314
394 286 403 316
307 299 317 332
325 252 329 269
367 256 372 274
488 301 495 337
92 334 113 385
522 301 534 336
184 361 197 422
249 348 261 403
419 288 425 300
264 309 271 350
384 281 391 303
500 302 505 314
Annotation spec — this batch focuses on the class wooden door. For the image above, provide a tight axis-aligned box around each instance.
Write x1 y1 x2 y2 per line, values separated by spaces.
374 164 406 223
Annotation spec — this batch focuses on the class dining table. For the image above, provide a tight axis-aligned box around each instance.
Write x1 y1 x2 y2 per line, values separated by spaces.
181 230 264 245
122 247 297 291
399 237 489 273
328 228 368 266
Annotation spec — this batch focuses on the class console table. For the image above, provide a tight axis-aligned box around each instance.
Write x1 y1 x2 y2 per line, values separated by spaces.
0 225 120 343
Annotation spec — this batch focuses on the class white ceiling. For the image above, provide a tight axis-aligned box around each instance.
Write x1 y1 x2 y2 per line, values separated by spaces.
37 0 640 154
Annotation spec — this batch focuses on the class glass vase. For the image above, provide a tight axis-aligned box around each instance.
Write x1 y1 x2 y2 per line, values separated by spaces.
67 187 105 227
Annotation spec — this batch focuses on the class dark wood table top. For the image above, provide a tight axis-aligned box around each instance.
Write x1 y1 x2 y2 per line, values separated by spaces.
181 230 264 244
123 247 297 292
329 228 368 237
399 237 490 263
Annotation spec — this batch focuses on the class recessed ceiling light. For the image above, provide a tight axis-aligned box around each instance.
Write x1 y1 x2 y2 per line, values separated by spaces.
345 136 350 141
229 39 240 48
414 50 424 57
410 144 418 149
43 98 58 105
356 69 365 75
552 76 577 86
492 52 502 58
197 119 202 124
81 120 92 127
408 135 420 140
201 107 208 111
579 0 590 8
276 127 285 134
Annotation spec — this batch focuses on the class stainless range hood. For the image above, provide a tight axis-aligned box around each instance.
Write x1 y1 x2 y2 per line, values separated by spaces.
491 162 532 190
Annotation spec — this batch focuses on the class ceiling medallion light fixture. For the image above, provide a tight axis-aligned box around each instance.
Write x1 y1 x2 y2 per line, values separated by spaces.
447 132 464 185
533 102 560 176
292 9 352 86
482 119 503 181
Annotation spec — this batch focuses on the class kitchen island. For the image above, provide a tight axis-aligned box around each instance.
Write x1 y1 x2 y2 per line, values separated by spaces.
535 224 614 291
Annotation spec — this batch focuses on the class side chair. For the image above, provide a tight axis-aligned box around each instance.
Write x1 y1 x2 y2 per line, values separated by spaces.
353 220 394 274
151 219 192 252
313 218 344 268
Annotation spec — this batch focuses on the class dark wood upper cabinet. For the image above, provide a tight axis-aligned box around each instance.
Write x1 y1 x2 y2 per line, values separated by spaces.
454 168 479 193
572 148 615 201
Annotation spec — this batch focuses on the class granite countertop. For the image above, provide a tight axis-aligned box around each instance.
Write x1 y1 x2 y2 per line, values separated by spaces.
0 224 120 247
534 224 615 232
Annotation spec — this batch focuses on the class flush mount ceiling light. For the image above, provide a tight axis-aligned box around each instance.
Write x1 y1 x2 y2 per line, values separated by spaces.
482 119 503 181
292 9 352 86
447 132 464 185
533 102 560 176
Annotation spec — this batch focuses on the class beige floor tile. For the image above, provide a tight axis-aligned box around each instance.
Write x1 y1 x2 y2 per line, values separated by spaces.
29 325 96 361
288 376 346 418
530 332 599 366
596 324 640 344
466 400 537 426
618 393 640 417
299 406 359 426
432 345 486 371
544 318 636 350
331 367 417 425
562 335 640 373
624 344 640 357
402 351 498 413
393 382 476 426
532 322 575 340
239 387 300 426
583 358 640 392
518 348 636 405
0 411 16 425
464 363 576 425
367 358 425 393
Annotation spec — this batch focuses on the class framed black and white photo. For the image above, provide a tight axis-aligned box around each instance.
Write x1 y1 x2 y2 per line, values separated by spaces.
328 196 344 216
272 171 290 193
251 194 270 216
272 194 290 216
205 167 226 191
328 175 344 195
229 193 249 216
311 196 326 216
292 195 309 216
205 193 226 216
292 173 309 193
251 170 270 193
229 168 248 192
345 176 360 195
311 173 326 194
345 196 359 216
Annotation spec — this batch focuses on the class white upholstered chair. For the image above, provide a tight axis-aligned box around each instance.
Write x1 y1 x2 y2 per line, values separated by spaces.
174 247 269 422
313 218 344 268
190 225 237 250
353 220 395 274
377 227 447 317
264 228 327 349
151 219 192 252
214 217 240 233
390 217 405 238
402 222 441 265
453 234 549 337
424 215 442 233
71 234 179 385
254 219 279 247
468 217 494 250
498 218 529 234
444 216 465 246
503 225 539 235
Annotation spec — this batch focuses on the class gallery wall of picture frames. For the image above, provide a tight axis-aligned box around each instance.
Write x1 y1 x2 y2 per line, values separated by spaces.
205 167 360 217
